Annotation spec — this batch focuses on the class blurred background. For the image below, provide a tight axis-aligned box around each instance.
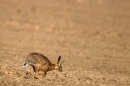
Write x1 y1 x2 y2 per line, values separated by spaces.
0 0 130 85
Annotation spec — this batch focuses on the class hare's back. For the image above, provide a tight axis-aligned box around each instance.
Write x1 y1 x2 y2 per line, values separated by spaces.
26 52 51 65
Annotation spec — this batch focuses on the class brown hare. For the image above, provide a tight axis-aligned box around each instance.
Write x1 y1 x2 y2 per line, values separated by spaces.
23 52 62 79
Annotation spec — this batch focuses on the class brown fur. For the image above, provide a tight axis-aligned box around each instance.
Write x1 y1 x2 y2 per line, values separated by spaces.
24 52 62 80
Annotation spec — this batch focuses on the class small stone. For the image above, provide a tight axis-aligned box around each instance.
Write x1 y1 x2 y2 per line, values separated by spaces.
8 71 13 75
85 77 93 85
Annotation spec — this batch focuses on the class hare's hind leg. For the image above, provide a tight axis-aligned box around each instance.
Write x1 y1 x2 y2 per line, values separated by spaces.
42 71 47 78
32 66 38 79
32 66 43 80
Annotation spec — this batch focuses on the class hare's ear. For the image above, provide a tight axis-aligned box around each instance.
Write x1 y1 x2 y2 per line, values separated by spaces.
57 56 61 64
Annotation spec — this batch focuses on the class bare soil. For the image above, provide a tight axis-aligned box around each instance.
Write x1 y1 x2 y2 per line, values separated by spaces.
0 0 130 86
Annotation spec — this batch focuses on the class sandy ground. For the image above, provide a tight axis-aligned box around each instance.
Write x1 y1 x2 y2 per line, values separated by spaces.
0 0 130 86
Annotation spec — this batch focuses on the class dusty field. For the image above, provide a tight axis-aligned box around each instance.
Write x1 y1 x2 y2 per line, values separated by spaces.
0 0 130 86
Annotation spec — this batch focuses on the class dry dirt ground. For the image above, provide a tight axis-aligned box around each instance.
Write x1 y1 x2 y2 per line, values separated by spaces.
0 0 130 86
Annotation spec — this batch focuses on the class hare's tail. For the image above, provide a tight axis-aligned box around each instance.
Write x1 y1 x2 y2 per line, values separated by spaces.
23 62 29 68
